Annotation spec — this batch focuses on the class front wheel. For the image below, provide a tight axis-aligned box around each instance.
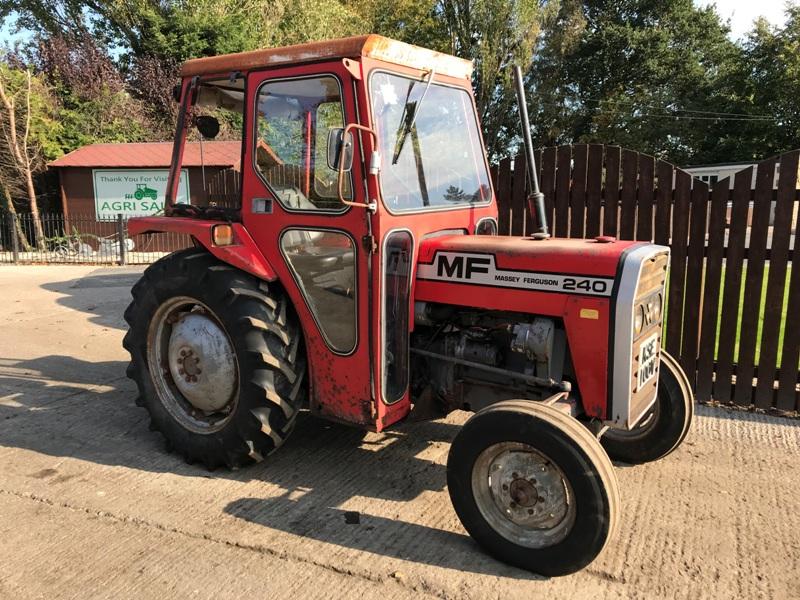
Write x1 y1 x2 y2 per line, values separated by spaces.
601 350 693 464
447 400 619 576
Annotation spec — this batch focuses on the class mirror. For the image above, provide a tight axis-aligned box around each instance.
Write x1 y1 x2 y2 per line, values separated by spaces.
327 128 354 172
196 115 220 139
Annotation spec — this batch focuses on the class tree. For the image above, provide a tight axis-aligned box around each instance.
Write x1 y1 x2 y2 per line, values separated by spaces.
527 0 743 164
440 0 558 159
0 62 60 249
35 33 155 150
715 7 800 161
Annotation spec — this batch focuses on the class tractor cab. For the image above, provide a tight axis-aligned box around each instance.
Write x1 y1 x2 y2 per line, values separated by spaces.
131 35 496 428
125 35 693 577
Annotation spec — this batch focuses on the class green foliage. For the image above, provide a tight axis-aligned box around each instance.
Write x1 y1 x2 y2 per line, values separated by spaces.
440 0 558 159
719 7 800 161
273 0 369 45
0 61 61 166
527 0 743 164
525 0 800 165
54 87 148 151
354 0 445 51
2 0 800 171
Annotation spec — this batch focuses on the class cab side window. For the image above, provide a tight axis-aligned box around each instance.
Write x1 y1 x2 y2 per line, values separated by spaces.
254 76 351 210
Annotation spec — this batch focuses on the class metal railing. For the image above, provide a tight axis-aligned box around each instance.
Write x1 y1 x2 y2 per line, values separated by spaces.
0 212 192 265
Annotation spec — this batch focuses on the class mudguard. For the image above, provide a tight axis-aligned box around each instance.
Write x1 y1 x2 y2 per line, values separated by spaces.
128 216 277 281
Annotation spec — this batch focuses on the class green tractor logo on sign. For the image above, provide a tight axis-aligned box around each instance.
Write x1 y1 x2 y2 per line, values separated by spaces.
132 183 158 201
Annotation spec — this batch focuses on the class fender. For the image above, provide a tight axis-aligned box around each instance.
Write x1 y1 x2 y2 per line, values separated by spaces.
128 216 277 281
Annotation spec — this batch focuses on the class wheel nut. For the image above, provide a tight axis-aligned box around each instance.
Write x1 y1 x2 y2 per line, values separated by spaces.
178 368 185 375
527 509 534 515
512 472 519 478
180 349 187 357
502 484 508 491
510 501 517 508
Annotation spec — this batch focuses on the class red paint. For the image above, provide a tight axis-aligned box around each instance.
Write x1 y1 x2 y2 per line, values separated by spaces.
128 217 277 281
135 47 644 430
413 235 644 419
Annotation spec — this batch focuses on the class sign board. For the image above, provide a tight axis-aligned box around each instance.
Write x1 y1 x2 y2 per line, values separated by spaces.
92 169 190 221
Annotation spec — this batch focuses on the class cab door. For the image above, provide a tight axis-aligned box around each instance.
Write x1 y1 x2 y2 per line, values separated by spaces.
240 62 375 426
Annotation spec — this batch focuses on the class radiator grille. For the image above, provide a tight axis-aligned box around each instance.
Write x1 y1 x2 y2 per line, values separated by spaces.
629 252 669 424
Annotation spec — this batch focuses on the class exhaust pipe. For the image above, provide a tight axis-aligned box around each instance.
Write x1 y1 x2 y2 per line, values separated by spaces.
513 65 549 239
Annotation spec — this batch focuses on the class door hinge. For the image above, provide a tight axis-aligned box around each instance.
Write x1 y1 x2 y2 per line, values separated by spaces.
362 234 377 253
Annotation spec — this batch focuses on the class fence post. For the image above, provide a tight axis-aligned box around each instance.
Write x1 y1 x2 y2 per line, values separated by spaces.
117 213 127 266
11 214 19 264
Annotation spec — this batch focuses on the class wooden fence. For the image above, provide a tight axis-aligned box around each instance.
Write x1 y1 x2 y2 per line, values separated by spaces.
491 144 800 413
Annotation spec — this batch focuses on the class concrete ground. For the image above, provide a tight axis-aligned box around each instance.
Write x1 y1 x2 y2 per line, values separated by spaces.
0 264 798 600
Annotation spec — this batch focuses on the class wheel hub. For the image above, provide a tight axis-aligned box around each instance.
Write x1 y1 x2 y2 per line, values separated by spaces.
167 312 236 413
473 443 574 544
508 477 538 507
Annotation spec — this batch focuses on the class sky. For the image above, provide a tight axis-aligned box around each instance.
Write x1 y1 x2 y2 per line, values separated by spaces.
0 2 794 48
695 0 790 38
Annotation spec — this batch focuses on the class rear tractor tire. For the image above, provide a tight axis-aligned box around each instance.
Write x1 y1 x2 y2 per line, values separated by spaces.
447 400 620 576
123 248 306 469
601 350 693 464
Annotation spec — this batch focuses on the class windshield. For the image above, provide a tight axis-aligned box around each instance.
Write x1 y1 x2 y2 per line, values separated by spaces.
370 72 492 212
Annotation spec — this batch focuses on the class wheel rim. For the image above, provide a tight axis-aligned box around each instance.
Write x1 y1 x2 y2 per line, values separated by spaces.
471 442 576 549
147 296 238 434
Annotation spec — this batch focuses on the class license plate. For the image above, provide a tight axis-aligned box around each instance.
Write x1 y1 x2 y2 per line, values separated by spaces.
637 333 660 391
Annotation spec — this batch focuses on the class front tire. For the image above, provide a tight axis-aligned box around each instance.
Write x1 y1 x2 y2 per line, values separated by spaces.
447 400 619 576
601 350 693 464
123 248 306 469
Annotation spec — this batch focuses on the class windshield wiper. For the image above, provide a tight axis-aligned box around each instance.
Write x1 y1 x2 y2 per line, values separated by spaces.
391 67 435 165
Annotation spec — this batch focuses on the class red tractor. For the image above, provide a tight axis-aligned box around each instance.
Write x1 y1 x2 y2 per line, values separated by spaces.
124 35 693 576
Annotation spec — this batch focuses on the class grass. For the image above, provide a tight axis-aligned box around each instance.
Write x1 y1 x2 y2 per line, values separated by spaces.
664 263 793 367
714 264 792 366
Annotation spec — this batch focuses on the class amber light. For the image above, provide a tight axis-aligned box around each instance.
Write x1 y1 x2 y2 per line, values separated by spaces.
212 224 234 246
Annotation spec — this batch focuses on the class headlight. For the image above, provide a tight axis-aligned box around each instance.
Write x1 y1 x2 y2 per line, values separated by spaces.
634 304 645 335
652 293 663 320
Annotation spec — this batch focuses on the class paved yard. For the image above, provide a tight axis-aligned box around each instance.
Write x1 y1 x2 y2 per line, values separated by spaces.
0 265 798 600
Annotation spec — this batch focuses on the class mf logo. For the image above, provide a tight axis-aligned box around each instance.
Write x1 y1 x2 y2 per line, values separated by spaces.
437 254 491 279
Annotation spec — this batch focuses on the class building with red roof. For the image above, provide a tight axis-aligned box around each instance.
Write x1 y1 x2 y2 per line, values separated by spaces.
49 141 242 220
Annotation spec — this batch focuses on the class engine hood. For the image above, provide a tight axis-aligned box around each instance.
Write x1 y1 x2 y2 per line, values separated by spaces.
416 235 646 297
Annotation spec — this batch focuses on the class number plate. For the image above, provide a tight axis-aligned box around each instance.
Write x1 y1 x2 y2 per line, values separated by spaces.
637 333 660 391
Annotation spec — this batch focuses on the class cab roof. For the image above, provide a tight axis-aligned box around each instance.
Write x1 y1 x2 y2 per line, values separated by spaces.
181 34 473 80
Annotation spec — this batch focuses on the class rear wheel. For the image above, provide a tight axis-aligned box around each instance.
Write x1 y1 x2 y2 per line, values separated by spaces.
123 248 306 469
601 350 693 464
447 400 619 576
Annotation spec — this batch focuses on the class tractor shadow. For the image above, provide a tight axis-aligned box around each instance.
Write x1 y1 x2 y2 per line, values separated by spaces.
40 266 145 331
224 493 542 578
0 352 538 577
12 267 540 577
223 413 545 578
0 351 458 500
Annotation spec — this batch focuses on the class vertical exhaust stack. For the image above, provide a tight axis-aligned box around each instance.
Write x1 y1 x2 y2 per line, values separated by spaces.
513 65 549 239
